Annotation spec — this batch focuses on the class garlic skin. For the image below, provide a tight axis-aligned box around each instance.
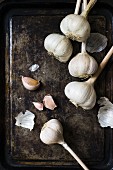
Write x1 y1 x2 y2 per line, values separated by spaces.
97 97 113 128
43 94 57 110
68 52 98 78
60 14 90 42
44 33 73 62
40 119 64 145
15 110 35 131
64 81 96 110
22 76 40 91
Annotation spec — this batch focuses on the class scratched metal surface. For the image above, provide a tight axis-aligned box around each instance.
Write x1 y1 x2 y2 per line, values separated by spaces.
3 2 113 169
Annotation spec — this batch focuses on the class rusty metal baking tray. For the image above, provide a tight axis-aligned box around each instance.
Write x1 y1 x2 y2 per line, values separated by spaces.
0 0 113 169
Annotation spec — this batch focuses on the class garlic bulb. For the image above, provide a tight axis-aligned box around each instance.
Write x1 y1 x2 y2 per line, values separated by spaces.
22 76 40 91
15 110 35 131
65 46 113 110
68 51 98 78
40 119 89 170
65 81 96 110
60 0 97 42
97 97 113 128
40 119 64 145
44 33 73 62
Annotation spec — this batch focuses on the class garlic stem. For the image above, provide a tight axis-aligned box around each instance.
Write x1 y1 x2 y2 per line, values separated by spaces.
74 0 82 14
61 142 89 170
81 0 87 53
87 46 113 84
81 0 97 18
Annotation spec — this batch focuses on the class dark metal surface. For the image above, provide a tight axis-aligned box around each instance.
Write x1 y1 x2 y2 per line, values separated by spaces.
0 0 113 170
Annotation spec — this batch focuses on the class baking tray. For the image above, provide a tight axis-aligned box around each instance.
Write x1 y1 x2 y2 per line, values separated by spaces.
0 0 113 169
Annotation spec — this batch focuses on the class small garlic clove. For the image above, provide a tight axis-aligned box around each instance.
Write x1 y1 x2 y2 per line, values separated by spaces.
43 94 57 110
22 76 40 91
40 119 64 145
32 102 44 111
44 33 73 62
86 33 108 53
15 110 35 131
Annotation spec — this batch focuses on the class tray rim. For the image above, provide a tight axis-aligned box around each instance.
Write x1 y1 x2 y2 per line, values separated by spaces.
0 0 113 170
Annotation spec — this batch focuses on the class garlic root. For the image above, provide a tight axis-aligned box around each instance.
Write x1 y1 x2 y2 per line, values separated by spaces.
40 119 89 170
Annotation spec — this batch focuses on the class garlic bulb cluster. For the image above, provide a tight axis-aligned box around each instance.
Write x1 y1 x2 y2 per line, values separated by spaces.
22 76 40 91
97 97 113 128
65 46 113 110
60 0 97 42
44 33 73 62
68 52 98 78
15 110 35 131
40 119 64 145
65 81 96 110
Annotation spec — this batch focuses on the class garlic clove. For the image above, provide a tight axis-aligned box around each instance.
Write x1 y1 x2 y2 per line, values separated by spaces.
22 76 40 91
64 81 96 110
68 52 98 78
32 102 44 111
40 119 64 145
97 97 113 128
43 94 57 110
60 14 90 42
44 33 73 62
86 33 108 53
15 110 35 131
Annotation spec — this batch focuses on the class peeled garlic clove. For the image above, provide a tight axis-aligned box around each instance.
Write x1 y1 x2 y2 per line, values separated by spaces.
64 81 96 110
60 14 90 42
86 33 108 53
15 110 35 131
43 94 57 110
97 97 113 128
32 102 44 111
44 33 73 62
40 119 64 145
22 76 40 91
68 52 98 78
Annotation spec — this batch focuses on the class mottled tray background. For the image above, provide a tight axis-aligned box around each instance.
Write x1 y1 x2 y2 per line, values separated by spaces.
5 5 113 167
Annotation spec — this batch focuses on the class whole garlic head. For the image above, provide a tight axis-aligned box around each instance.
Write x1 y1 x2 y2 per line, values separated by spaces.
68 52 98 78
40 119 64 145
60 14 90 42
44 33 73 62
64 81 96 110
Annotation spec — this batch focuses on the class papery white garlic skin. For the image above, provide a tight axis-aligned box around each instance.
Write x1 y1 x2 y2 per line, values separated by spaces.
44 33 73 62
60 14 90 42
43 94 57 110
98 97 113 128
86 33 108 53
40 119 64 145
65 81 96 110
29 64 39 72
15 110 35 131
68 52 98 78
22 76 40 91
